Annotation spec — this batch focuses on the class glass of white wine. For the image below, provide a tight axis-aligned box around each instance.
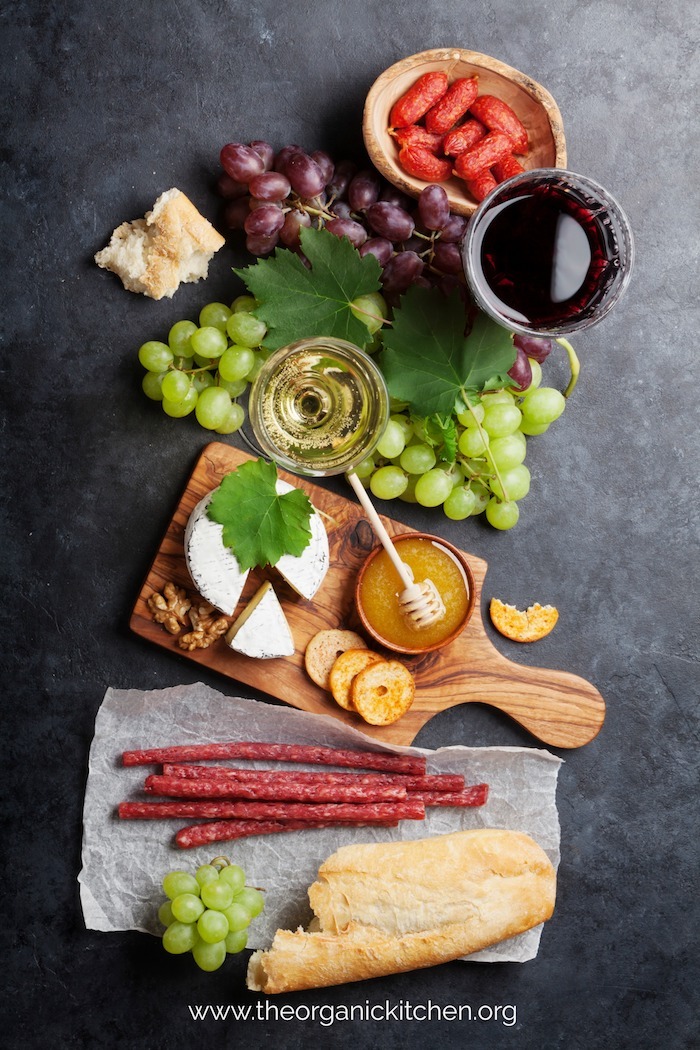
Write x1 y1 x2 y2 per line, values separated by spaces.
248 337 390 477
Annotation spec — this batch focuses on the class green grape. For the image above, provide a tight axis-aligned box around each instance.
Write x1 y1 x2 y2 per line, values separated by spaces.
218 346 255 382
142 371 166 401
224 929 248 954
158 901 174 927
349 291 388 335
195 865 220 887
163 921 199 955
190 326 228 360
161 370 192 404
215 402 245 435
199 302 232 332
522 359 542 393
486 498 520 530
193 351 216 367
200 878 234 911
168 320 197 355
389 413 413 442
219 865 246 894
174 355 194 371
519 419 550 436
481 390 515 406
163 871 201 900
444 485 477 520
195 387 232 430
482 403 522 438
222 902 250 932
398 474 419 503
226 311 267 347
469 482 491 514
197 909 230 943
458 428 489 457
460 457 491 481
490 464 531 502
162 388 198 418
139 341 174 372
520 387 566 425
234 887 265 918
370 466 408 500
489 433 527 471
400 443 436 475
231 294 258 313
414 469 453 508
217 376 248 397
245 352 267 382
171 893 205 924
192 938 227 972
456 401 485 427
354 456 375 481
192 370 216 393
376 419 406 460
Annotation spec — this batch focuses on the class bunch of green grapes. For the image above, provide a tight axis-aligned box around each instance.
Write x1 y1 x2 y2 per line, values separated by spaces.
138 296 269 433
356 357 567 532
158 857 264 971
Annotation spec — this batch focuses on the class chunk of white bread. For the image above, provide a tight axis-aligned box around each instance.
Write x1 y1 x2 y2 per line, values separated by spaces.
94 188 225 300
225 581 294 659
247 829 556 993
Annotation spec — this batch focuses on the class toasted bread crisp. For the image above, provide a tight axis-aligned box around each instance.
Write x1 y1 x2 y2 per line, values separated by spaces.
489 598 559 642
329 649 385 711
305 630 369 690
351 661 415 726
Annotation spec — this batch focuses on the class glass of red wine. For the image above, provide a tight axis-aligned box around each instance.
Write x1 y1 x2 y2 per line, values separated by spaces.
461 169 634 337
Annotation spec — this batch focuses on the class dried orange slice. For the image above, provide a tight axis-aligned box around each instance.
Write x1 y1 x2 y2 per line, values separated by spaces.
489 598 559 642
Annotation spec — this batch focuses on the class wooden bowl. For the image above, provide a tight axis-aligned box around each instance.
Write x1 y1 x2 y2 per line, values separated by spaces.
363 48 567 217
355 532 476 656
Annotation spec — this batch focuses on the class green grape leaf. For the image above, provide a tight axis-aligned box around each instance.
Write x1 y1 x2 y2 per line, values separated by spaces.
379 286 516 416
234 226 382 351
207 459 312 571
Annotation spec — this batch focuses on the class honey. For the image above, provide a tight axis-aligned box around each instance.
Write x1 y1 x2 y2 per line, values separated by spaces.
357 536 471 651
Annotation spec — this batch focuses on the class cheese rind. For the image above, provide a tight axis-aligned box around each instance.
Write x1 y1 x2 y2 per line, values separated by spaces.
226 582 294 659
274 480 329 599
183 494 249 616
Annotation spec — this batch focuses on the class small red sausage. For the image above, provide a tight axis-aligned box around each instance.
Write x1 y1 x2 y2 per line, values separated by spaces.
453 132 512 181
443 118 487 157
466 170 498 202
398 145 453 182
468 95 529 154
424 76 479 134
391 124 445 153
492 155 526 182
389 71 448 128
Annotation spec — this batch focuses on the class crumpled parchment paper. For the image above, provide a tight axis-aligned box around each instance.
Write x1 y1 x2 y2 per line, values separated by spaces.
79 683 562 962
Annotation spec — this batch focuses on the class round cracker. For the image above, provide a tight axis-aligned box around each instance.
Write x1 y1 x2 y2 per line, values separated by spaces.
351 660 415 726
304 629 369 689
329 648 385 710
489 598 559 642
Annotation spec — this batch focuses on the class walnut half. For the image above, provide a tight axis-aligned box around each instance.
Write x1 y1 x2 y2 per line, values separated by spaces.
179 600 230 650
147 582 192 634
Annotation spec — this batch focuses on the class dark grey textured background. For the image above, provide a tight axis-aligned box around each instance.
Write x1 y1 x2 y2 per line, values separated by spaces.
2 1 698 1047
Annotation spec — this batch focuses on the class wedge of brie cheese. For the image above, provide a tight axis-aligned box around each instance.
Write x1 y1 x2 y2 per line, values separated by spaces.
274 480 329 600
183 494 249 615
225 581 294 659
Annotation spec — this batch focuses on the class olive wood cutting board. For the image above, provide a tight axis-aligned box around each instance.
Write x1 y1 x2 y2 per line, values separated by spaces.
130 442 605 749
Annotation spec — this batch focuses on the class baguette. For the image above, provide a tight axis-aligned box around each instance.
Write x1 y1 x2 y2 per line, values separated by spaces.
247 828 556 993
94 188 225 299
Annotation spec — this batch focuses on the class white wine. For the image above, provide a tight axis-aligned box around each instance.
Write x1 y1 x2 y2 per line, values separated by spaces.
249 338 389 476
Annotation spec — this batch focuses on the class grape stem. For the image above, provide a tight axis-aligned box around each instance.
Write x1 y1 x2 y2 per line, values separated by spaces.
557 338 580 398
459 390 511 503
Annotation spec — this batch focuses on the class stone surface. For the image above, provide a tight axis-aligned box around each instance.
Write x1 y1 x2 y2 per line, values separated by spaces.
2 1 698 1047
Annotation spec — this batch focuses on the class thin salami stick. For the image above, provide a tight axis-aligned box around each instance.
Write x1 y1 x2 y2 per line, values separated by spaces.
175 818 398 850
144 774 407 804
161 764 464 793
119 798 425 822
414 784 489 807
122 741 426 775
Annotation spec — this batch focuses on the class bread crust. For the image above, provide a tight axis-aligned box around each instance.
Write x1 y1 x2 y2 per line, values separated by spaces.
247 828 556 993
94 188 224 299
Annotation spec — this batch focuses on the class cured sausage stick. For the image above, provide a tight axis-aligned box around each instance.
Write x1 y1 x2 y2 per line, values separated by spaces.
143 774 407 804
122 741 426 775
414 784 489 807
175 819 397 850
161 764 465 793
119 798 425 821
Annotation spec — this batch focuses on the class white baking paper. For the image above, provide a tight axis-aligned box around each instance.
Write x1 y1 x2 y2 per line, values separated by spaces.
79 683 562 962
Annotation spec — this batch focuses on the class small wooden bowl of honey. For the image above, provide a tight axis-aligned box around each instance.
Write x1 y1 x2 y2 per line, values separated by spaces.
355 532 476 655
363 48 567 217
